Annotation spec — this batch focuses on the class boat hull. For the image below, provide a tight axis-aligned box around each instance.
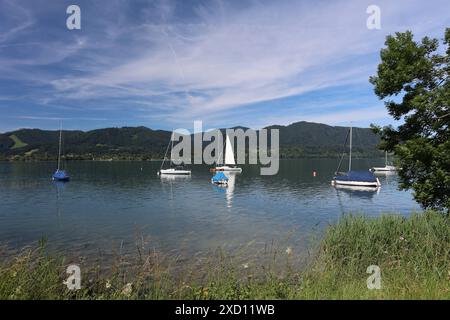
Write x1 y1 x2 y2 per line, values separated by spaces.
371 166 396 172
52 177 70 182
211 178 228 186
158 168 191 175
52 170 70 182
332 178 380 188
211 166 242 173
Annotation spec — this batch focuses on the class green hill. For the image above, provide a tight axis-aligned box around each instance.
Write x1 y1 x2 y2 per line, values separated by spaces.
0 121 381 161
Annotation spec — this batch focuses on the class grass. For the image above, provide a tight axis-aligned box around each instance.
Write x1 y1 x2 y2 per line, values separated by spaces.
0 211 448 300
9 135 28 149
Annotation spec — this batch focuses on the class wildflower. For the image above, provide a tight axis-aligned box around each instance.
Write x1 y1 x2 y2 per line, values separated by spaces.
243 263 249 269
105 280 111 289
121 283 132 296
11 271 17 278
15 286 21 295
286 247 292 255
399 236 405 241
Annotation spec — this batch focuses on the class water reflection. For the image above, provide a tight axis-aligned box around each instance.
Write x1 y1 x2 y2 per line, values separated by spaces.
225 172 238 208
0 160 420 261
334 184 380 199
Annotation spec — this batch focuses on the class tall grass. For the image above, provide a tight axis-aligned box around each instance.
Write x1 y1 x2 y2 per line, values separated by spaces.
0 211 448 299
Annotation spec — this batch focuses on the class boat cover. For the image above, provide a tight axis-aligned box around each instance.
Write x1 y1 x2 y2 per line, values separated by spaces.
212 171 228 183
335 170 377 182
53 170 69 180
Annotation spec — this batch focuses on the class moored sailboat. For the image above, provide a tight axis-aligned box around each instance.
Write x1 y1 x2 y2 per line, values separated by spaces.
158 133 191 175
331 124 380 188
212 134 242 173
52 122 70 182
371 151 396 172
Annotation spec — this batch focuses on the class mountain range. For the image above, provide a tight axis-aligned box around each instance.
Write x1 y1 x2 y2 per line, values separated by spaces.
0 121 381 161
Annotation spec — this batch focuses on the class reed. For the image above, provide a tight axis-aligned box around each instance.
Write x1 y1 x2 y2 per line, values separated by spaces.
0 211 448 299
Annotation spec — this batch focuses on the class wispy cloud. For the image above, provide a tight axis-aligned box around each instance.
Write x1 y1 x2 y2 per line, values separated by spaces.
0 0 449 130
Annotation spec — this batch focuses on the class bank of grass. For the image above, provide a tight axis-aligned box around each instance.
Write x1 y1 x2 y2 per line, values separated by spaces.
0 211 448 300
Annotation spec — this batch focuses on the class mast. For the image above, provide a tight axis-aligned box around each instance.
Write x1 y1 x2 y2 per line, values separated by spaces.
170 135 174 168
57 121 62 171
348 123 352 172
160 131 172 170
385 151 388 166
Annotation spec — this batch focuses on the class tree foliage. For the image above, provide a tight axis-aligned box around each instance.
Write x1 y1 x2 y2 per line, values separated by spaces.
370 29 450 212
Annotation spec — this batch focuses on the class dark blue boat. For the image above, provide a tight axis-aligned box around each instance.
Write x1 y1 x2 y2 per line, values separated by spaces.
333 170 380 187
52 169 70 182
52 122 70 182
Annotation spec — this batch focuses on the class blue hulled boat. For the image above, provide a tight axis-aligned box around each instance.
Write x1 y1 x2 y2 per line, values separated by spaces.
52 122 70 182
211 171 228 185
53 169 70 182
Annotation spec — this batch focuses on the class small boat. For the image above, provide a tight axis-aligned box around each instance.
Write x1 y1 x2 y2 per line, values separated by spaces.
158 133 191 176
371 151 396 172
211 134 242 172
331 124 380 188
53 169 70 182
159 166 191 175
332 170 380 188
52 122 70 182
211 171 229 185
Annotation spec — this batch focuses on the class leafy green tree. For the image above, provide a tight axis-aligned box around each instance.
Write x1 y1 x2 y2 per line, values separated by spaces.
370 28 450 212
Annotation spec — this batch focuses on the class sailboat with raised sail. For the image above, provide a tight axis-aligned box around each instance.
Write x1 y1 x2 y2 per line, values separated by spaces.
371 151 396 172
212 134 242 172
158 132 191 175
52 122 70 182
331 124 380 188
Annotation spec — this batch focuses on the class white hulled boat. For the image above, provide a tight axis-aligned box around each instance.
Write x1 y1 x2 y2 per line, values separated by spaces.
212 134 242 173
371 151 396 172
158 133 191 176
331 124 381 188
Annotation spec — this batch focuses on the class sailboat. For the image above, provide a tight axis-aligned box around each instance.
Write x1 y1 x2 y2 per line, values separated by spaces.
371 151 396 172
158 133 191 175
331 124 380 188
52 122 70 182
212 134 242 172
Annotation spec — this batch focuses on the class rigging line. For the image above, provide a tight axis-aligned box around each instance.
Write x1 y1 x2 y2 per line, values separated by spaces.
335 128 350 174
160 131 173 170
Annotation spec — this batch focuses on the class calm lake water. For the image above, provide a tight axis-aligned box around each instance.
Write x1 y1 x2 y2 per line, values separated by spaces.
0 159 420 263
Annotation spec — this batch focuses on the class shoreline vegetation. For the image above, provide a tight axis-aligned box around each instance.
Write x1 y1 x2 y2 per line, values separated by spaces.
0 122 382 161
0 153 385 162
1 211 448 300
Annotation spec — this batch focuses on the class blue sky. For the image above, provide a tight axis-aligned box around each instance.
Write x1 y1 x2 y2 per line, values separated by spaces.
0 0 449 132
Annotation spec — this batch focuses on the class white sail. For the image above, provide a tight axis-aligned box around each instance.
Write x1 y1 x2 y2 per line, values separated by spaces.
224 134 235 165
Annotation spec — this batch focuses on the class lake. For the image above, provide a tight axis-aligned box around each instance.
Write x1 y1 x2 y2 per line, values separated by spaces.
0 159 421 264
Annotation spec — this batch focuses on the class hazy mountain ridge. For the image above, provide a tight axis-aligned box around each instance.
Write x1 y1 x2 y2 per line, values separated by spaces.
0 121 381 160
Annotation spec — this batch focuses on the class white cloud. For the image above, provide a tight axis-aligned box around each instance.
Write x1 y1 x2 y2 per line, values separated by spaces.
1 0 449 128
